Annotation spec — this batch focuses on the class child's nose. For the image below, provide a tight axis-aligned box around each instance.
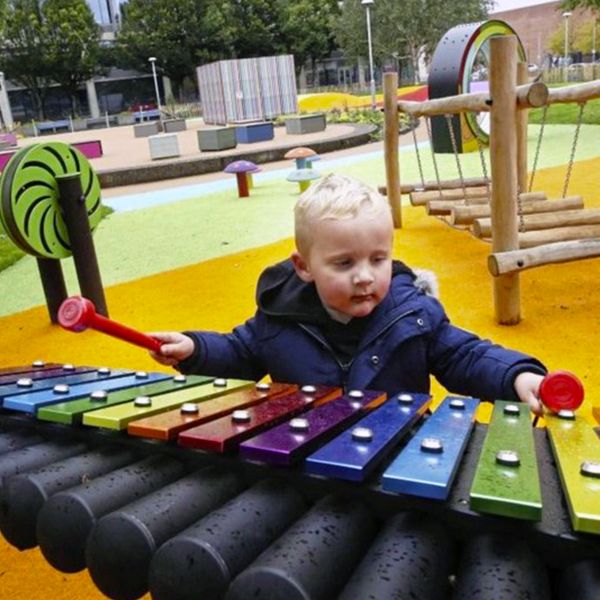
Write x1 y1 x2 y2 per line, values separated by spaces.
353 266 374 285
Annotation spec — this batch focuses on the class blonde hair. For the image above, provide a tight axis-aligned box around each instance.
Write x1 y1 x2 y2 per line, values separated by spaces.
294 173 391 255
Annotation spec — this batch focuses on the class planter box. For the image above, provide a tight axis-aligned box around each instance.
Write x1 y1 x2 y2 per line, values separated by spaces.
197 127 237 152
134 121 161 138
148 133 180 160
285 113 326 135
71 119 88 132
117 114 136 126
164 119 187 133
235 121 274 144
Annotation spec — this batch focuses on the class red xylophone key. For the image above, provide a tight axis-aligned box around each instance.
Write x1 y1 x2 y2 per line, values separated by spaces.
58 296 162 353
539 370 584 412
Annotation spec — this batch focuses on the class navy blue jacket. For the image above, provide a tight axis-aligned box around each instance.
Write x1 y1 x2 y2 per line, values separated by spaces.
179 260 546 401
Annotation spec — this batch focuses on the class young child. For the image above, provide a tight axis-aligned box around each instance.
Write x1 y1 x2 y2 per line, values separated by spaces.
150 173 547 414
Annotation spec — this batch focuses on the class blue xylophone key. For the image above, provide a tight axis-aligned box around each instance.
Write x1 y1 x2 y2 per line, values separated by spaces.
0 367 131 400
305 392 431 482
3 371 171 414
381 396 480 500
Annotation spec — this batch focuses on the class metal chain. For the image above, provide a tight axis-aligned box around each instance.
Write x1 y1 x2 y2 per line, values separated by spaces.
475 135 490 201
445 113 467 200
528 104 548 193
426 117 443 199
562 102 585 199
411 118 426 189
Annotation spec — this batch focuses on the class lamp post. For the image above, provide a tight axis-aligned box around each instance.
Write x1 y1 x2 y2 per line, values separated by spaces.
361 0 376 109
563 11 572 66
593 20 597 62
148 56 162 122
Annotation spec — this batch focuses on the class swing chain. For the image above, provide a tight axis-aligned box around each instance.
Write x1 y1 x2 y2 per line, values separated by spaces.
445 113 467 200
528 104 548 193
411 118 426 189
475 135 490 200
426 117 443 199
562 102 585 199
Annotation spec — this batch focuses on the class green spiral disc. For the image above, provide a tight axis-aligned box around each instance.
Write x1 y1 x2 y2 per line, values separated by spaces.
0 142 102 259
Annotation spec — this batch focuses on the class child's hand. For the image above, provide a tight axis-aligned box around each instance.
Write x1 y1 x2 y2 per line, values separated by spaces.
148 332 195 367
513 372 545 415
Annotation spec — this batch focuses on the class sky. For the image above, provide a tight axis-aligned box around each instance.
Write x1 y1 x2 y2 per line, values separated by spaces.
490 0 555 12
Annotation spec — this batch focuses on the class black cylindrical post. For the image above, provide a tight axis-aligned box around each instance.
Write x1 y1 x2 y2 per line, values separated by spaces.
56 173 108 317
86 467 243 600
36 257 68 323
339 511 454 600
149 479 306 600
226 494 376 600
0 446 137 549
38 455 186 573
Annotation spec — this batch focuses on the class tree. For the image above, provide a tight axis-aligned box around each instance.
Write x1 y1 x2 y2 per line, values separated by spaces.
42 0 101 116
562 0 600 9
116 0 214 100
276 0 340 75
0 0 52 119
334 0 491 83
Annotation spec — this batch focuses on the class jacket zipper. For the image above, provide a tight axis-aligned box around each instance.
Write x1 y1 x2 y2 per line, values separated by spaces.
297 308 417 390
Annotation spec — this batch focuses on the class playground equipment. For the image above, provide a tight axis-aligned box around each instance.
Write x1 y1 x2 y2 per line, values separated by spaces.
224 160 258 198
0 141 107 322
382 35 600 325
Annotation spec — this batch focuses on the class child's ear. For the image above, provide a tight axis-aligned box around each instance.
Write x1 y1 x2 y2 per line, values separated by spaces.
291 251 313 282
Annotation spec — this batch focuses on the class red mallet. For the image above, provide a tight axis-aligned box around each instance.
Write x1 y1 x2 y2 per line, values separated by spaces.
58 296 162 353
539 370 584 412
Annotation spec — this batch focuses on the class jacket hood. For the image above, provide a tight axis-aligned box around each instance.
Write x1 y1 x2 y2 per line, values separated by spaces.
256 259 419 324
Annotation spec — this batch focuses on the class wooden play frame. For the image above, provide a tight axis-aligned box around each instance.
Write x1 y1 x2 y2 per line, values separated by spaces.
383 35 600 325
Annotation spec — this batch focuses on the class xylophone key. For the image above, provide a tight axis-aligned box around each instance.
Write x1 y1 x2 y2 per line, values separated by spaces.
546 411 600 535
0 361 60 377
0 446 137 550
128 382 297 440
226 495 376 600
37 374 213 425
82 378 253 430
178 385 341 452
470 400 542 520
239 390 386 466
0 367 133 402
148 479 307 600
2 371 170 414
37 455 186 573
381 396 479 499
0 364 97 386
305 392 431 482
86 467 244 600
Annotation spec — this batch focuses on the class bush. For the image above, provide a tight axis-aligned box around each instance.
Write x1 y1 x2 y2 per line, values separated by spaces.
325 108 410 141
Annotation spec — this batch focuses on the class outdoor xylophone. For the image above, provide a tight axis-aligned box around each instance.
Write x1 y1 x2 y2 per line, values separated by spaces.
0 360 598 600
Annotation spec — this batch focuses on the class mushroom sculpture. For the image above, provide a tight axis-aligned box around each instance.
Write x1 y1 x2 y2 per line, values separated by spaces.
224 160 258 198
306 154 321 169
287 168 321 193
284 147 316 169
247 164 262 189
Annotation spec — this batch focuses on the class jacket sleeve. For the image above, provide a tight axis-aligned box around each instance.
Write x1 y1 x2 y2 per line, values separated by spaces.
424 297 547 401
175 314 268 382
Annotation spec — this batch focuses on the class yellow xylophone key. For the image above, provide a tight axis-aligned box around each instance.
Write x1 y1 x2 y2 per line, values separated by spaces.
546 411 600 535
82 378 253 430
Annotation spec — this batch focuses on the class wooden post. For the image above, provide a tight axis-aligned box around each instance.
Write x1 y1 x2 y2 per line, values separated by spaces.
489 36 520 325
383 71 402 228
516 62 529 195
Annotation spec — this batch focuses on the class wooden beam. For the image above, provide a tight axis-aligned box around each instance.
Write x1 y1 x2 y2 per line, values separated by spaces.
475 207 600 238
379 176 490 196
489 35 520 324
518 224 600 249
396 81 547 118
489 239 600 276
452 196 582 226
383 71 402 227
410 186 490 205
548 80 600 105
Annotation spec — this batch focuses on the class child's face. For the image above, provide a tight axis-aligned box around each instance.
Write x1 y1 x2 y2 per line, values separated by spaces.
293 209 393 319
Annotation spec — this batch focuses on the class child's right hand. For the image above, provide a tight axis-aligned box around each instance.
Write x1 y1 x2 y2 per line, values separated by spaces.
148 332 195 367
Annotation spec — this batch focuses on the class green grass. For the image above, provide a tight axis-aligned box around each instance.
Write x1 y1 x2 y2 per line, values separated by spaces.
529 97 600 125
0 205 113 273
